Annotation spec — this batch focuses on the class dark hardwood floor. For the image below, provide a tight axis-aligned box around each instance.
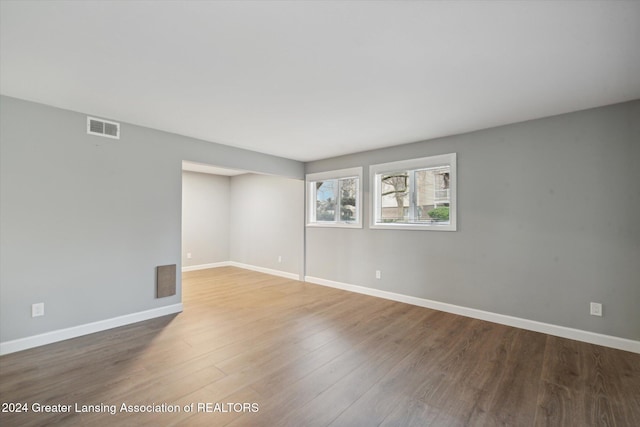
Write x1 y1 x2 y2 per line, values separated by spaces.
1 267 639 426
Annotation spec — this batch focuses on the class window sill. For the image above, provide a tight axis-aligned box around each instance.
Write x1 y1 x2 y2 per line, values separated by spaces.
306 222 362 229
370 222 456 231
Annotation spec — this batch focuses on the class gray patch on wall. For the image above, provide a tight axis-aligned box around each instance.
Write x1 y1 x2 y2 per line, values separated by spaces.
156 264 176 298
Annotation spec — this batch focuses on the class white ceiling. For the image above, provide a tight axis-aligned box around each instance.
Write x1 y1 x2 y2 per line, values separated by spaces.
1 1 639 162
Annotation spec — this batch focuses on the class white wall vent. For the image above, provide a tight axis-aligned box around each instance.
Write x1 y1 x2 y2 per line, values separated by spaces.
87 116 120 139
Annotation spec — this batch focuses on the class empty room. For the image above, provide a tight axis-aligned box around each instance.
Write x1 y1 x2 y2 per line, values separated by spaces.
1 1 639 426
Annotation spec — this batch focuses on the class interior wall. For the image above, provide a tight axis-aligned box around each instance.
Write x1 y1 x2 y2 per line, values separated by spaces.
305 100 640 341
230 173 304 277
181 171 230 267
181 171 304 277
2 94 637 348
0 95 303 343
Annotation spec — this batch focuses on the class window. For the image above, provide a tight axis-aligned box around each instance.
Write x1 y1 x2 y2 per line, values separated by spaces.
306 167 362 228
371 153 456 231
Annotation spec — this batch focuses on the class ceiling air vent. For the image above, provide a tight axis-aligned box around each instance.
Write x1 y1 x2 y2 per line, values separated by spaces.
87 116 120 139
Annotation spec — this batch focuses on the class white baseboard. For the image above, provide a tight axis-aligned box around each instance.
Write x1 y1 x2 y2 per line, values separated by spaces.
228 261 301 281
0 303 183 356
182 261 231 272
182 261 300 281
304 276 640 354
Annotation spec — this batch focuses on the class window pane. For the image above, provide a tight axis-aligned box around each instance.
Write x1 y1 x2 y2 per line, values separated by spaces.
315 180 336 221
415 167 450 223
371 153 456 230
339 178 357 222
307 167 363 227
380 172 409 222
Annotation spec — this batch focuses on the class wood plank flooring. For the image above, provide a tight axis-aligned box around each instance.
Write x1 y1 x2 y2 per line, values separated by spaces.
1 267 639 426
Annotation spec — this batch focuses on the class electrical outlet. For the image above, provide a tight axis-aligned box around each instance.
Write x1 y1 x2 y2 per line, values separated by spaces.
590 302 602 317
32 303 44 317
278 255 282 263
375 270 381 279
187 252 192 259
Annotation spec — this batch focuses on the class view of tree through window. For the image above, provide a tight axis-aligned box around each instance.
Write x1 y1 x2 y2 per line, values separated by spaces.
339 178 357 221
307 167 362 228
315 180 336 221
314 177 358 222
381 172 409 221
379 166 451 224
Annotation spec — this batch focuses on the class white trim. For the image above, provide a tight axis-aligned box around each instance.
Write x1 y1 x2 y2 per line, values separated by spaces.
182 261 231 272
228 261 301 280
370 153 457 231
182 261 300 280
369 222 457 232
306 222 363 229
306 167 363 229
304 276 640 354
0 304 183 356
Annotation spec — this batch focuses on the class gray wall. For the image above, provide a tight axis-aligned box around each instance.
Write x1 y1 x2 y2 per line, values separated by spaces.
306 100 640 341
182 171 230 267
181 171 304 277
0 95 303 342
2 94 637 345
230 173 304 276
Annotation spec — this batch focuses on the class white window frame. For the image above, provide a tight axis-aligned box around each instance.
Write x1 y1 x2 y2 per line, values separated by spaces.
306 167 363 228
370 153 457 231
